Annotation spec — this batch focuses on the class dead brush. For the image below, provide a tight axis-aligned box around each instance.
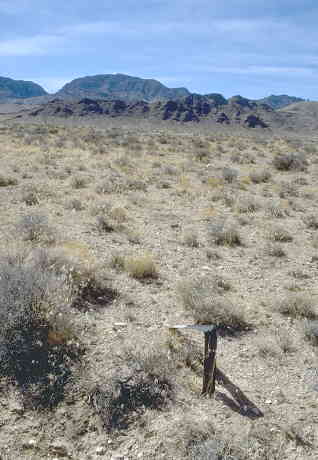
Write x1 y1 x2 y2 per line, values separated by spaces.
89 338 174 432
273 151 308 171
0 249 81 409
277 293 317 319
178 276 248 333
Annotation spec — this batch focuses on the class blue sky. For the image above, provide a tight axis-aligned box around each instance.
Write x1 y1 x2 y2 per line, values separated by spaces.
0 0 317 99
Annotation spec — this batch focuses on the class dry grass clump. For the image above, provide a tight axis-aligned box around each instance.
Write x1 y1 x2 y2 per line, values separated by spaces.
268 226 293 242
208 220 242 247
273 151 308 171
277 293 317 319
17 213 57 244
0 175 18 187
0 249 80 409
71 175 88 189
109 206 128 222
124 253 158 279
249 169 271 183
178 276 248 332
236 195 260 214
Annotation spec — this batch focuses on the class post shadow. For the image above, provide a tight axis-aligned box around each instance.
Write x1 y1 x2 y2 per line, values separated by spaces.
214 367 264 419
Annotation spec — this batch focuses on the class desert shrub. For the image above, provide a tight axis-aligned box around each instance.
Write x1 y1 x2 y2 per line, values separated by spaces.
182 229 200 247
236 196 259 214
110 251 126 271
303 214 318 230
178 276 248 333
249 169 271 184
0 175 18 187
208 220 242 247
266 243 286 257
124 254 158 279
303 320 318 346
222 167 238 183
66 198 84 211
96 214 115 233
109 206 127 222
267 203 287 218
0 251 80 408
268 226 293 242
279 181 299 198
257 335 281 358
22 186 40 206
273 152 307 171
277 294 317 319
71 175 87 189
17 214 56 244
89 340 173 432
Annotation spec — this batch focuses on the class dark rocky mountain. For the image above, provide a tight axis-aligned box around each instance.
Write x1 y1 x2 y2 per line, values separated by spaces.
28 93 285 128
256 94 305 109
0 76 47 100
56 73 190 102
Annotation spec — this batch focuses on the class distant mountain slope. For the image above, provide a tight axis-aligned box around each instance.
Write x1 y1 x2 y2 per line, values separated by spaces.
56 74 190 102
257 94 305 109
0 76 47 100
28 93 286 128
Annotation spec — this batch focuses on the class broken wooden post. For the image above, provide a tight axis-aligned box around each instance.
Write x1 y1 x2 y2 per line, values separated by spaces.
168 324 217 397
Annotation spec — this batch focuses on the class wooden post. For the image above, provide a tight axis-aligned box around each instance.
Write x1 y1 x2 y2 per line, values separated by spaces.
168 324 217 396
202 328 217 396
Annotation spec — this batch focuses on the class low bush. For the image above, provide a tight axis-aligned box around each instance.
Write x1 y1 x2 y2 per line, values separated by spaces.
273 152 308 171
0 250 80 408
277 294 317 319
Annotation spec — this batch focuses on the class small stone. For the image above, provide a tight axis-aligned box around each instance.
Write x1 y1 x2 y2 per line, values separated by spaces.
265 399 272 404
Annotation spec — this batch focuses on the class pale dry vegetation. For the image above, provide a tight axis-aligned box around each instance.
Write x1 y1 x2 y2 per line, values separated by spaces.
0 121 317 459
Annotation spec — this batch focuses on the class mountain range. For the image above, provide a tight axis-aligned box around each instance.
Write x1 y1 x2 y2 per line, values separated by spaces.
0 74 306 109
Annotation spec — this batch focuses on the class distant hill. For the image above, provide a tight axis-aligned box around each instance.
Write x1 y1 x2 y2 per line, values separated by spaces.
0 76 47 100
257 94 305 109
28 93 284 128
56 74 190 102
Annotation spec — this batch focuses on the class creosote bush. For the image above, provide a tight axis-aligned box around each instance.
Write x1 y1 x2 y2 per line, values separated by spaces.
0 175 18 187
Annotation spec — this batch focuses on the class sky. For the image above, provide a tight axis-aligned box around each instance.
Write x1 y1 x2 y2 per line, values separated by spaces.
0 0 317 99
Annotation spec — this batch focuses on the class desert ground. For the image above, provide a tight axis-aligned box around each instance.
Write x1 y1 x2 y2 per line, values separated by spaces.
0 115 317 459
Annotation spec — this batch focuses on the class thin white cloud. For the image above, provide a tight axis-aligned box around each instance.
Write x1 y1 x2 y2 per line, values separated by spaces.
0 34 64 56
199 65 316 77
